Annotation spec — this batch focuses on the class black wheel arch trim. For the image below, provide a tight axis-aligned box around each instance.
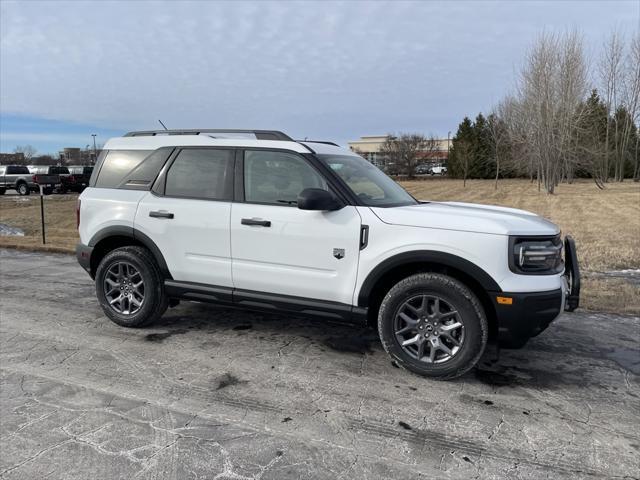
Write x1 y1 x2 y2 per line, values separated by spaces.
357 250 502 307
87 226 172 278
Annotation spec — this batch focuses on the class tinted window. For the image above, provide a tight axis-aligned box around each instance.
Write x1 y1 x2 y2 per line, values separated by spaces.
6 166 29 174
89 150 108 186
95 150 152 188
50 166 70 175
318 155 417 207
244 151 327 205
164 148 233 200
118 147 173 188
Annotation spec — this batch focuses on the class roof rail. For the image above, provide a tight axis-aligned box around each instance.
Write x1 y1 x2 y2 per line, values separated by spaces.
298 140 340 147
123 129 293 141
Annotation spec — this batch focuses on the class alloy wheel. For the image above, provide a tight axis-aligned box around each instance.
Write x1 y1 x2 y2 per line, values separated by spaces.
103 261 145 315
394 294 465 363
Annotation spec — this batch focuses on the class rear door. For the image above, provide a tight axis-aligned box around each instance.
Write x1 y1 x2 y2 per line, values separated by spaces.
134 147 235 287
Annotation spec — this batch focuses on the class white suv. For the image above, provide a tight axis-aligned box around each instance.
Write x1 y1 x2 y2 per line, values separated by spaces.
76 129 580 379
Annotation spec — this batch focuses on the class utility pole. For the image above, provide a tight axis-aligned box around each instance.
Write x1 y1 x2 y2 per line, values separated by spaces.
447 131 451 164
91 134 97 164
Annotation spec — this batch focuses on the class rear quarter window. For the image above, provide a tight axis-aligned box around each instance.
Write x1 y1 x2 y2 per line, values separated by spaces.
6 166 30 174
93 148 173 189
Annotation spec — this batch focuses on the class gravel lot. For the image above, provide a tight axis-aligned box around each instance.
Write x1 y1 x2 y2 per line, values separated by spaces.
1 249 638 479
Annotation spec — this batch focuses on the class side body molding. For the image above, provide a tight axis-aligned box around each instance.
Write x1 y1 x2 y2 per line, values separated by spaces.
88 226 172 278
357 250 502 307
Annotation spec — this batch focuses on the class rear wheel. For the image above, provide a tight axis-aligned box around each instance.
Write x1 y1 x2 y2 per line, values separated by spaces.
17 183 30 196
95 246 168 327
0 188 5 195
378 273 487 380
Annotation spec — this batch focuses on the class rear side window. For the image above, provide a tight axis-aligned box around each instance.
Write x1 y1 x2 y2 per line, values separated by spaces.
164 148 233 200
94 150 153 188
6 166 29 174
116 148 173 189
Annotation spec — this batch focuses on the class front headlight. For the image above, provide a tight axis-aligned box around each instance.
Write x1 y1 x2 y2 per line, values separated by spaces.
509 235 563 275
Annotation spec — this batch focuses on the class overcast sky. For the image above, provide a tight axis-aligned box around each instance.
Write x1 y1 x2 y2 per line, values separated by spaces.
1 0 638 154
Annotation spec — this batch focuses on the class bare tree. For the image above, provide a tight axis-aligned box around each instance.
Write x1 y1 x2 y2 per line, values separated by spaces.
599 30 625 182
509 30 588 193
455 139 473 187
486 101 512 189
619 32 640 181
13 145 37 165
379 133 429 177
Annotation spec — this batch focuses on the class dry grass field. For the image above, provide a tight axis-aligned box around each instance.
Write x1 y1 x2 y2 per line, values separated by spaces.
0 179 638 313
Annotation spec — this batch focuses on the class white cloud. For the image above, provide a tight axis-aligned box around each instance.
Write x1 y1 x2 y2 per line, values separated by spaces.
1 0 638 142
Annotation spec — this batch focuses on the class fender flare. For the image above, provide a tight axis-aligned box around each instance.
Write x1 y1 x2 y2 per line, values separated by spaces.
357 250 502 307
88 226 171 278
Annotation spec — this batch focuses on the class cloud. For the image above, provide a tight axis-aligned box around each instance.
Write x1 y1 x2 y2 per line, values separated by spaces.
1 0 638 144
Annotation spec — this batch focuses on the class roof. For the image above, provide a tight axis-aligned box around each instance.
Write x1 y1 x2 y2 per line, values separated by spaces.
103 130 357 156
300 141 358 156
104 135 312 153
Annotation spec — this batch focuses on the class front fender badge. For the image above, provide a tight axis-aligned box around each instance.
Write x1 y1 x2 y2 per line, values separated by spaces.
333 248 345 260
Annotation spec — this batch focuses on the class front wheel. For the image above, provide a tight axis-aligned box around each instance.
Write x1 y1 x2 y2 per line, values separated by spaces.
378 273 488 380
95 246 168 327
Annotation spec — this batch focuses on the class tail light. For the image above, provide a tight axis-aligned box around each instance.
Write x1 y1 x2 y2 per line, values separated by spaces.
76 199 81 229
32 175 38 183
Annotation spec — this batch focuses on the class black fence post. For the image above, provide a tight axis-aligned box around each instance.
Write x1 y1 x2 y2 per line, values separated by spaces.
39 185 46 244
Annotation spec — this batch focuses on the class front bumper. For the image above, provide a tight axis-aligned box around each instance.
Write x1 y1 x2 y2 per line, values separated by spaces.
493 289 563 348
493 235 581 348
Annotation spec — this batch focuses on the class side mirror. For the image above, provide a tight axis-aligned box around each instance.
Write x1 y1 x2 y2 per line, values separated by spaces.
297 188 343 211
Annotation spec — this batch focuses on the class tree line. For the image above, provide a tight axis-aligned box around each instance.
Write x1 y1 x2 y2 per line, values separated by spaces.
448 30 639 193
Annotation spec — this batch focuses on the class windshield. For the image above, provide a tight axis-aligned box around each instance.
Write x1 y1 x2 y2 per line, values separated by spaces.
317 155 418 207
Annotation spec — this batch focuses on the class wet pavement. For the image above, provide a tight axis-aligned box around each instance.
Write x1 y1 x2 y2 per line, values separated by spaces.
1 249 639 479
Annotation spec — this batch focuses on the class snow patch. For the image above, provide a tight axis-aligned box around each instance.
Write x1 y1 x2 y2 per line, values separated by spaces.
0 223 25 237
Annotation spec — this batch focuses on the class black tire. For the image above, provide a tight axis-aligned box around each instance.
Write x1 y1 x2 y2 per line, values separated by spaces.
95 246 168 328
378 273 488 380
0 188 5 195
17 182 30 196
43 187 53 195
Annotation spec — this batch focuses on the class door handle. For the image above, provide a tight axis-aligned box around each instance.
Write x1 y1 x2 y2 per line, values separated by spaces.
149 211 174 219
241 218 271 227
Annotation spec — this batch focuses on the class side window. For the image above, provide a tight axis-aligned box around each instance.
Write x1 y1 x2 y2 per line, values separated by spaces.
7 166 29 174
164 148 233 200
95 150 152 188
243 151 327 205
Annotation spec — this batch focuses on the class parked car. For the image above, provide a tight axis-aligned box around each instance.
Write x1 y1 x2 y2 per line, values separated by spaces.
76 128 580 380
29 165 76 193
0 165 37 195
415 164 431 175
68 166 94 192
430 164 447 175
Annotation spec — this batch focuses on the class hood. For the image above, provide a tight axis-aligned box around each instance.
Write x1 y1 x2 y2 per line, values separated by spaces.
371 201 559 236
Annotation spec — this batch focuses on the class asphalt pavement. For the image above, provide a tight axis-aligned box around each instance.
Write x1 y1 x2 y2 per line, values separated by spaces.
0 249 638 479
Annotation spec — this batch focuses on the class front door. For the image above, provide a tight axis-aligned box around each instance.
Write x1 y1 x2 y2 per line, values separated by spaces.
135 147 235 287
230 149 362 305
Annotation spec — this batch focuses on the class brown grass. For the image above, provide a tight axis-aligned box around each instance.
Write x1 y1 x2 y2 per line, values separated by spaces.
1 179 638 314
0 195 78 253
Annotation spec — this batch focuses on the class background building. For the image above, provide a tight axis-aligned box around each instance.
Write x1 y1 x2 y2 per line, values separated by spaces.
348 135 450 169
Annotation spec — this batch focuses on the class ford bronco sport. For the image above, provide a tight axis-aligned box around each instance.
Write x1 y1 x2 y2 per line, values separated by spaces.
76 129 580 379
